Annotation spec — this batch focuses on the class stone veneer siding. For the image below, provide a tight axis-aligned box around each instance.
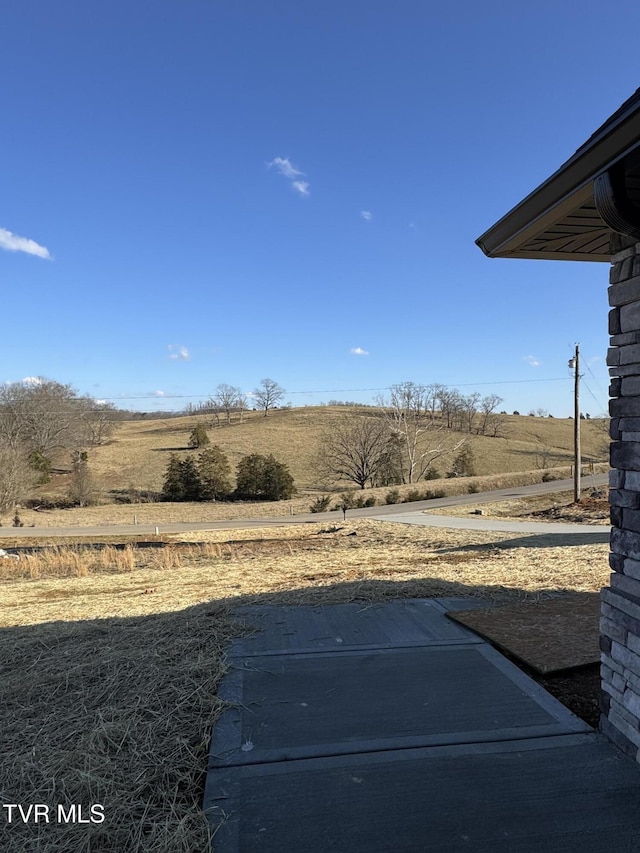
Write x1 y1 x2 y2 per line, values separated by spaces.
603 233 640 758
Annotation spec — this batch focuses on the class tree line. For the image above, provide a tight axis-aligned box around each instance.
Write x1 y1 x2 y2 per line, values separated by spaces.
162 446 295 502
0 379 119 511
315 382 502 489
183 378 286 424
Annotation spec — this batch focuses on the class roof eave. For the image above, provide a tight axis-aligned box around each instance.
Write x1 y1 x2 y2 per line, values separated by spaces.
477 107 640 260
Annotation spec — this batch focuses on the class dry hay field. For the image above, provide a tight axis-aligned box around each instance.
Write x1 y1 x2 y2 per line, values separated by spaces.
26 407 609 510
0 516 610 852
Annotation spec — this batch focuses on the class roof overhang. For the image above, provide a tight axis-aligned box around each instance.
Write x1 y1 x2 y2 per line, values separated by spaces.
476 91 640 262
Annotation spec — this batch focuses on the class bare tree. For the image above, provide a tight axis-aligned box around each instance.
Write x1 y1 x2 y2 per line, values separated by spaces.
214 384 242 425
81 402 117 446
0 444 37 512
68 450 95 507
377 382 466 483
478 394 506 437
461 393 481 434
0 379 95 457
318 415 390 489
253 378 285 417
437 387 464 430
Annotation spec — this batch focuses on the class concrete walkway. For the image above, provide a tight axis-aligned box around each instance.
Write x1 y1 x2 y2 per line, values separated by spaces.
204 598 640 852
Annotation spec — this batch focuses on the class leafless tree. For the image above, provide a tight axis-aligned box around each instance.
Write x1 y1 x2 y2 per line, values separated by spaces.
68 450 95 507
437 387 465 430
253 378 285 417
461 393 481 434
318 415 390 489
0 379 97 457
213 384 243 425
477 394 506 437
0 443 37 512
81 402 117 446
377 382 466 483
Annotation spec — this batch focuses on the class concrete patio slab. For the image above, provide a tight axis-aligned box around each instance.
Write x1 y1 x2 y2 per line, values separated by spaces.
205 734 640 853
209 642 589 768
204 598 640 852
228 598 484 658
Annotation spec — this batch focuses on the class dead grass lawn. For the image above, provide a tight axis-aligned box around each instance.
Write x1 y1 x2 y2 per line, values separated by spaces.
0 519 610 852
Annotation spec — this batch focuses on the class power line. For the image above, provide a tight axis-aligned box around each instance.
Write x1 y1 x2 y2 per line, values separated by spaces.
581 377 607 414
71 376 573 403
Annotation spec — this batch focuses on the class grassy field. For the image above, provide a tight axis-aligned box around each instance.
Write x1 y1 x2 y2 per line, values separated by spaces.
30 407 609 509
0 512 609 851
0 405 612 853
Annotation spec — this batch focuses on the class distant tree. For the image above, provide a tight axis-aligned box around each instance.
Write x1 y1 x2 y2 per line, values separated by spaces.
178 457 202 500
0 378 100 458
372 434 404 487
162 454 186 501
68 450 95 507
81 402 118 446
28 450 53 484
318 415 390 489
461 393 481 434
451 445 476 477
213 384 246 425
235 453 295 500
376 382 465 483
253 378 285 417
0 445 38 512
198 446 232 500
188 423 210 449
478 394 506 437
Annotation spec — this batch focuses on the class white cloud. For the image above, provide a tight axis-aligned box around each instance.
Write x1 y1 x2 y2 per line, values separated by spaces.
154 390 166 397
350 347 369 356
523 355 541 367
268 157 310 196
168 345 190 361
95 399 107 405
267 157 304 179
22 376 43 385
0 227 51 259
361 211 372 221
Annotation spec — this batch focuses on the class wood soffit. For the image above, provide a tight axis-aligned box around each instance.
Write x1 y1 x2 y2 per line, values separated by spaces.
477 89 640 262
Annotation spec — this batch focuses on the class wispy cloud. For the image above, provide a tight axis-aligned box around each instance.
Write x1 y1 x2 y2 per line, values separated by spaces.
0 227 51 259
361 211 372 222
168 345 190 361
22 376 43 385
523 355 541 367
154 390 166 397
268 157 303 179
350 347 369 356
268 157 310 196
292 180 310 197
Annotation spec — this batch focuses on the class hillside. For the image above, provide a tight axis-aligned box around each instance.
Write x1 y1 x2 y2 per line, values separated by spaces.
34 407 609 503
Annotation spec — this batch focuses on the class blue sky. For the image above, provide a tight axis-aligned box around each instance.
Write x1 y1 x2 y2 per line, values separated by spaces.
2 1 638 417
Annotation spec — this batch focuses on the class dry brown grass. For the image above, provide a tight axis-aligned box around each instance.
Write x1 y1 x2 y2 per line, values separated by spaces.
7 463 609 529
0 518 610 851
30 407 609 506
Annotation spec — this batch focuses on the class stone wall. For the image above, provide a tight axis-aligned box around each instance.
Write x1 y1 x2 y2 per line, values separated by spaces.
603 235 640 758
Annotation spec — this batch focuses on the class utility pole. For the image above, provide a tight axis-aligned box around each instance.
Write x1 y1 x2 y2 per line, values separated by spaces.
569 344 581 502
